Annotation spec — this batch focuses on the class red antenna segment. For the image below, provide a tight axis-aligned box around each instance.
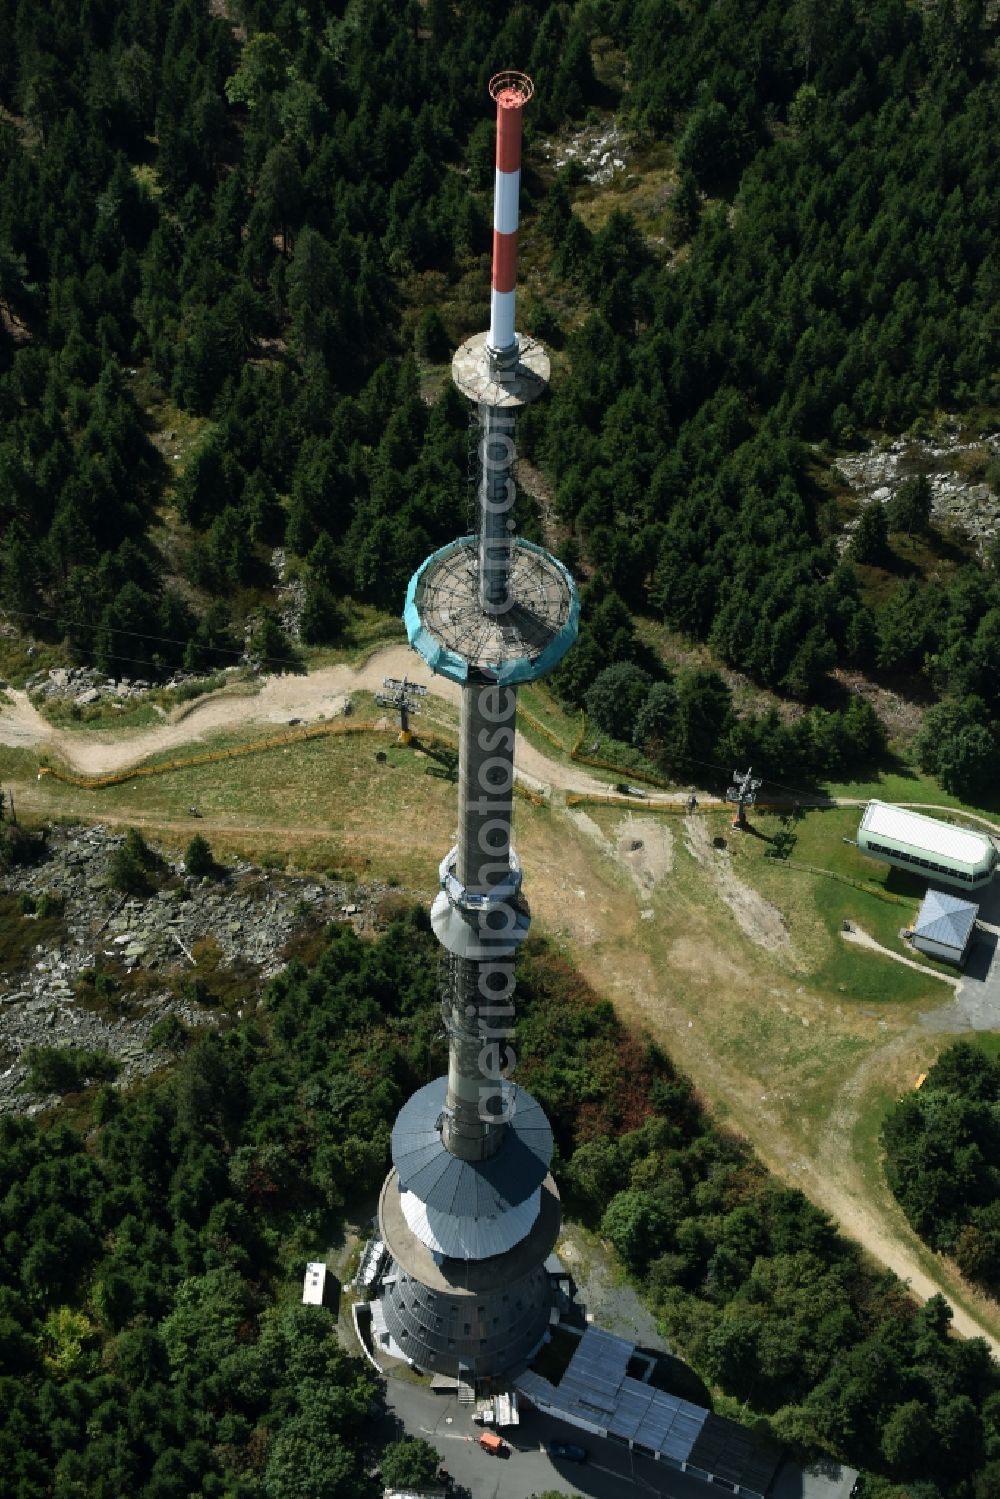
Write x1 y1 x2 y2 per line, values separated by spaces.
487 71 533 356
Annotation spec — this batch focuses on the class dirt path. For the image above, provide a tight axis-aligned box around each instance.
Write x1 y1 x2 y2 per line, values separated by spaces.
841 923 960 986
683 814 791 953
813 1152 999 1353
811 1024 1000 1355
0 645 608 793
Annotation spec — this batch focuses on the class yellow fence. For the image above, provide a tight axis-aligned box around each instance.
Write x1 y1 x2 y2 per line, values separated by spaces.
36 719 546 806
517 703 675 790
515 705 568 753
37 719 392 790
776 858 909 905
565 792 724 812
569 717 675 788
563 794 794 815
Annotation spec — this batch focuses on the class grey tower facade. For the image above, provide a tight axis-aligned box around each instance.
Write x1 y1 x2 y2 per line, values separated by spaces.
374 73 578 1383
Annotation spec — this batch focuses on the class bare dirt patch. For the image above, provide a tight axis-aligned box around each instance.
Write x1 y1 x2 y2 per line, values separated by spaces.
831 668 928 744
568 809 614 857
525 812 632 951
615 815 674 891
683 815 790 953
566 810 674 895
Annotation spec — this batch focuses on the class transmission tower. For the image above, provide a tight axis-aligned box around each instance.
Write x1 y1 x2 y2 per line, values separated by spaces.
372 71 579 1386
726 766 762 829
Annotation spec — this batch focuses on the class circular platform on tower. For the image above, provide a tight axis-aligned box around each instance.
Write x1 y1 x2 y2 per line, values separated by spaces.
404 536 578 685
392 1076 552 1211
452 331 549 407
376 1169 560 1378
379 1167 561 1295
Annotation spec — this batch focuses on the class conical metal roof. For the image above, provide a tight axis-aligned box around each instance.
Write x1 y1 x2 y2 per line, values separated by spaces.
391 1076 552 1218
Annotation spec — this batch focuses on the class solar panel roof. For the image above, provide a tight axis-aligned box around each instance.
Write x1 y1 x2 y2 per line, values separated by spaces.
515 1327 782 1494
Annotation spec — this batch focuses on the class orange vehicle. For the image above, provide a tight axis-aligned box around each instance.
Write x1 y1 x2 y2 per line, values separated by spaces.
479 1431 506 1456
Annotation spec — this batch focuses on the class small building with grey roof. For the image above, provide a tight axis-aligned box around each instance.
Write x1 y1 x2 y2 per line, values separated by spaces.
912 888 979 966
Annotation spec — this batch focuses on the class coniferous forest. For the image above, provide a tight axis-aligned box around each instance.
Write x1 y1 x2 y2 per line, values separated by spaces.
3 917 1000 1498
0 0 997 791
883 1042 1000 1300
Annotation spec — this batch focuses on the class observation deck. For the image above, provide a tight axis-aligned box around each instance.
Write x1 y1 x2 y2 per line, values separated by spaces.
452 330 549 406
404 536 578 686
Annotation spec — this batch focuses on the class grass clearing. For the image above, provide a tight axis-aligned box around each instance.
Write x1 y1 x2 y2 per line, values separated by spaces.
561 805 886 1138
134 368 213 486
546 792 1000 1340
733 806 958 996
969 1033 1000 1063
300 605 407 669
0 636 66 690
824 765 1000 822
11 725 548 890
634 616 804 728
0 746 46 781
571 138 675 239
35 699 164 733
546 799 960 1203
518 682 582 752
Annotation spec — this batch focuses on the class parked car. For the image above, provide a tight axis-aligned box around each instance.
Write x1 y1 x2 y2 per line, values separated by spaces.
547 1440 588 1462
479 1431 507 1457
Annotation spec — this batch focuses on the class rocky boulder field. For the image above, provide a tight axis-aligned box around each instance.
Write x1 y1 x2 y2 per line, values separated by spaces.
837 424 1000 552
0 823 384 1116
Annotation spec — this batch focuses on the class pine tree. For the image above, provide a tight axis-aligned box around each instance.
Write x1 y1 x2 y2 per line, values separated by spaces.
848 502 888 564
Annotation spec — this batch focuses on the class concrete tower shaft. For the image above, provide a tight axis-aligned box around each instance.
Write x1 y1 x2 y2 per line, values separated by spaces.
456 680 515 892
439 677 523 1162
403 67 576 1172
478 403 517 614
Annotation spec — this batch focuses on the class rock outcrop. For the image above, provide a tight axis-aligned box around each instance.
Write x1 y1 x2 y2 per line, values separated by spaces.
837 426 1000 553
0 824 385 1116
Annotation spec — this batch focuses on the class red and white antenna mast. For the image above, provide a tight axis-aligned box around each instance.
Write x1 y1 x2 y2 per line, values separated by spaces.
487 70 533 361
